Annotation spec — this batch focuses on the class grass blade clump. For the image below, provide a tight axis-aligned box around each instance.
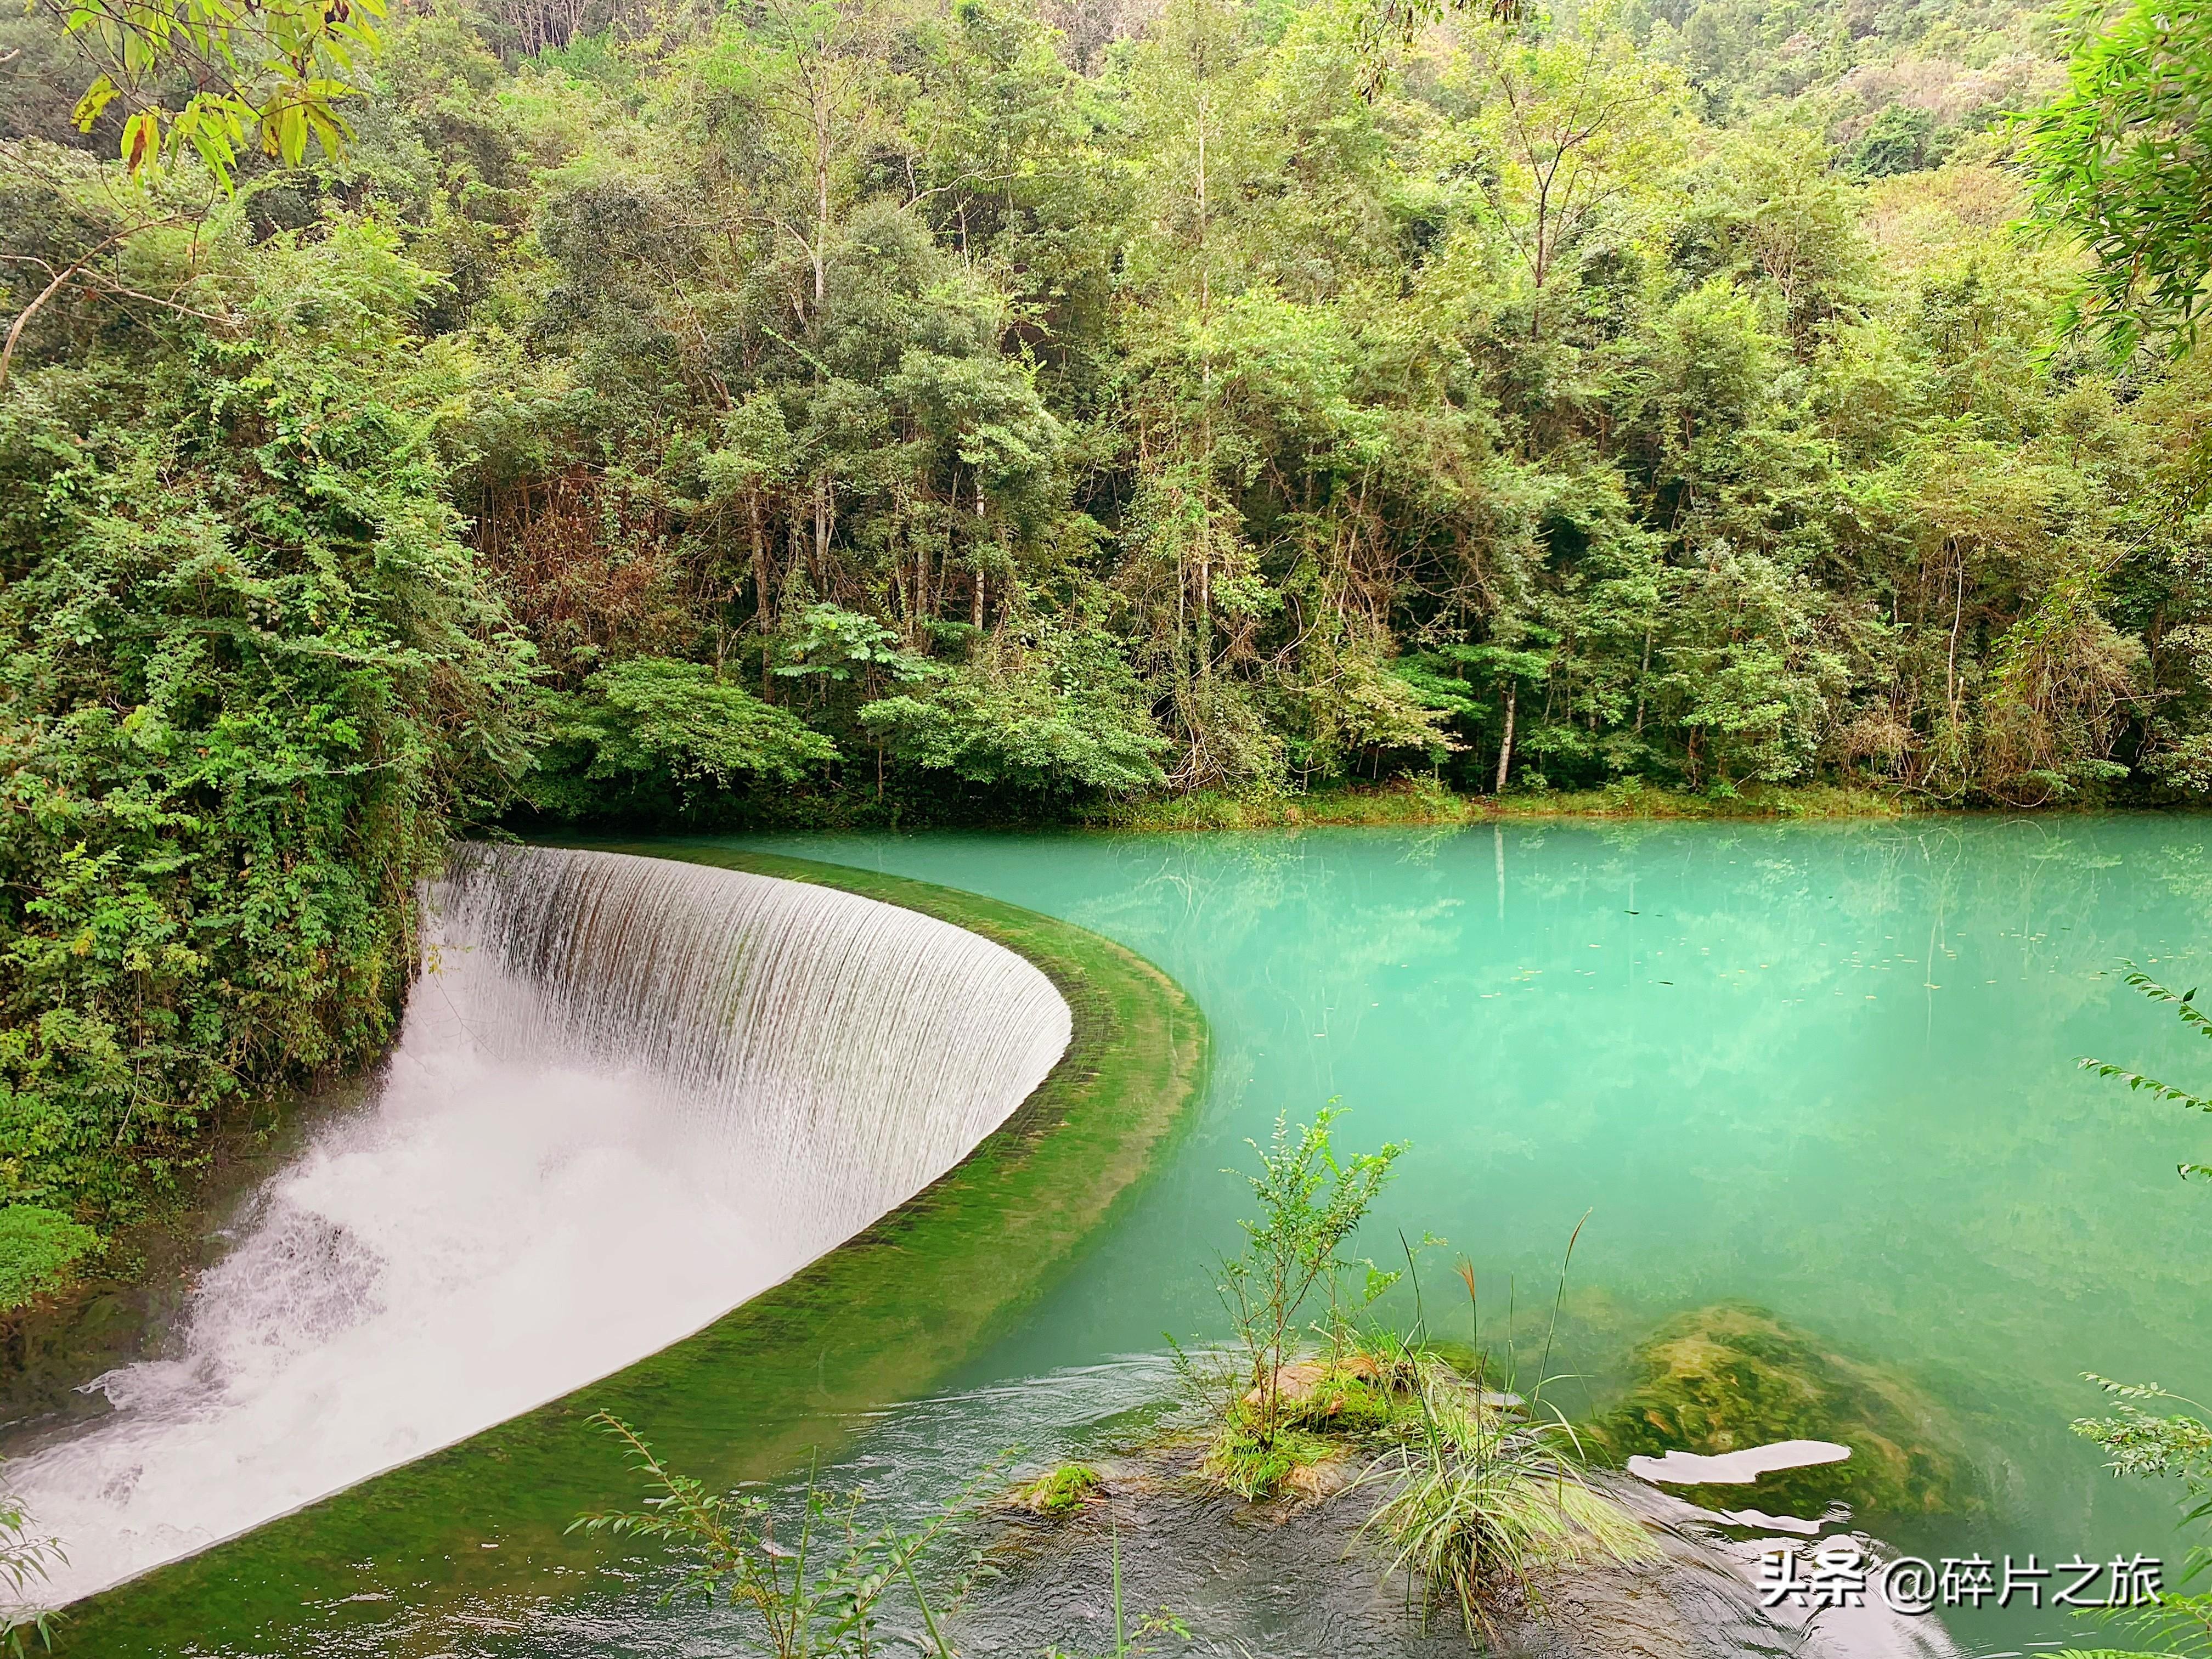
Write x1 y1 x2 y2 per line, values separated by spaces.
1364 1369 1654 1640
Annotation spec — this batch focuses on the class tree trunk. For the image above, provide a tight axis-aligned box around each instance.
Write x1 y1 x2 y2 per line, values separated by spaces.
751 492 773 702
1633 625 1652 735
1946 543 1966 728
973 479 986 627
1494 680 1517 794
812 111 831 312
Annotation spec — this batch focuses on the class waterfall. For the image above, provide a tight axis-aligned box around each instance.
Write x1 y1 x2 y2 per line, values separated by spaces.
6 847 1071 1605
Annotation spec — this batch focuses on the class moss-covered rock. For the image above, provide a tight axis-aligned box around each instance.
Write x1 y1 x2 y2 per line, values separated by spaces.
1013 1462 1105 1516
1586 1304 1973 1519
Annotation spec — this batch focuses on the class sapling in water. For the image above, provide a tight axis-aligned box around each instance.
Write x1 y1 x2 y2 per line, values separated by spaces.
570 1413 969 1659
1214 1104 1406 1455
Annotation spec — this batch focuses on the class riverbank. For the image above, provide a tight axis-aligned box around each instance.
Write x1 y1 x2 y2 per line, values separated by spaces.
55 848 1207 1656
1086 777 1918 831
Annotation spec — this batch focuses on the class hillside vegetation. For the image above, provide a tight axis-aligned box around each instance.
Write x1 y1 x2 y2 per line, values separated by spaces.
3 0 2209 1258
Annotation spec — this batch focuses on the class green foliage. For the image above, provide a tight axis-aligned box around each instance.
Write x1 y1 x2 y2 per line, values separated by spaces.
2072 1375 2212 1483
2023 0 2212 359
38 0 388 182
775 608 930 692
0 1483 62 1656
1847 105 1937 180
2078 967 2212 1181
14 0 2212 1298
1200 1420 1336 1499
163 0 2212 811
1364 1365 1656 1643
0 196 535 1231
1314 1228 1663 1638
7 0 2202 843
0 1205 97 1309
1214 1104 1405 1453
861 623 1166 797
1013 1462 1103 1516
570 1413 962 1659
531 658 839 821
2063 968 2212 1658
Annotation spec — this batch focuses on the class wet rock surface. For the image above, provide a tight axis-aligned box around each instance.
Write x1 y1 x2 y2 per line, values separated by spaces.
949 1446 1959 1658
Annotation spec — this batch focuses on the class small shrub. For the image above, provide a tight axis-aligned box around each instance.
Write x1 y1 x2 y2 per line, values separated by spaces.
570 1413 964 1658
1216 1105 1406 1456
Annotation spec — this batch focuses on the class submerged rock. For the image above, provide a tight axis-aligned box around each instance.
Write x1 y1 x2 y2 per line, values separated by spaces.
1586 1305 1973 1521
1499 1480 1965 1659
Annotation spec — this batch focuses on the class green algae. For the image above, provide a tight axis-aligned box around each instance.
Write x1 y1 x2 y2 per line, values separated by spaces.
1586 1304 1976 1520
61 846 1206 1657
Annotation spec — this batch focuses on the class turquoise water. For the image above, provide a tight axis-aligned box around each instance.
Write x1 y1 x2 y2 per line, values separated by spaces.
711 815 2212 1652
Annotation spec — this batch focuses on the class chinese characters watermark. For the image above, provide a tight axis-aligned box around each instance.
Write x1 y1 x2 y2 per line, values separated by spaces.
1757 1538 2164 1616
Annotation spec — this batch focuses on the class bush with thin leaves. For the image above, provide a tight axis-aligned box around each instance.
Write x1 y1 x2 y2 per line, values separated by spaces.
1215 1104 1406 1457
2020 0 2212 362
568 1413 963 1659
0 1485 61 1657
2062 969 2212 1657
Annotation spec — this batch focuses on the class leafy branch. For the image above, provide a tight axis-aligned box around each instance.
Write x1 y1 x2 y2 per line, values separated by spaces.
37 0 390 184
569 1412 970 1659
2078 966 2212 1177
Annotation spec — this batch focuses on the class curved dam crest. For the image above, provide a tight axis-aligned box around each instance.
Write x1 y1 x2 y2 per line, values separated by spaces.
11 845 1072 1605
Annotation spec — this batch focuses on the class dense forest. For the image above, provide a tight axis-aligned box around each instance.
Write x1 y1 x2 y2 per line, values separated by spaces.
2 0 2209 1273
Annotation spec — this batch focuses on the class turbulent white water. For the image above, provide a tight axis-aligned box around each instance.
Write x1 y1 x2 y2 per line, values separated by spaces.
10 847 1071 1605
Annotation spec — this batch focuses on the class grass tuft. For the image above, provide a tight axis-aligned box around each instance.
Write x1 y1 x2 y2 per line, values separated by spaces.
1200 1422 1338 1500
1015 1463 1105 1516
1363 1368 1657 1641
